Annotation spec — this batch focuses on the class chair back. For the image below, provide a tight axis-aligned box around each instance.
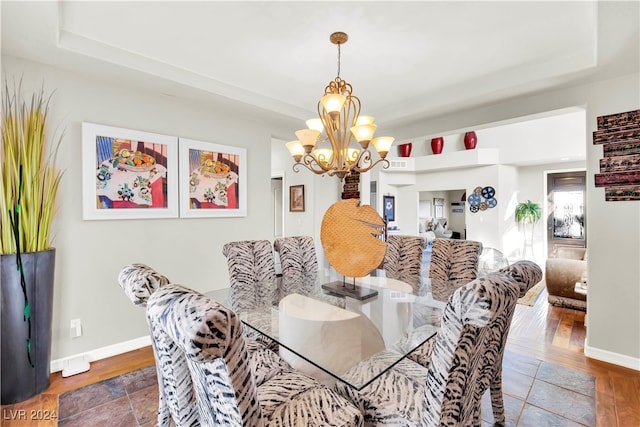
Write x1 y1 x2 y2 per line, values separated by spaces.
147 283 263 426
480 260 542 422
118 264 198 427
222 240 276 287
222 240 280 350
273 236 318 284
382 235 426 294
429 239 482 302
429 238 482 283
423 260 542 426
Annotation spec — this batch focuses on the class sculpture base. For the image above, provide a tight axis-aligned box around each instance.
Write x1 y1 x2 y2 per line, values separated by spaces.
321 280 378 300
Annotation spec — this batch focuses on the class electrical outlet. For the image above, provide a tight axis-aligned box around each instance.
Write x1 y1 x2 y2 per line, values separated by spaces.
70 319 82 338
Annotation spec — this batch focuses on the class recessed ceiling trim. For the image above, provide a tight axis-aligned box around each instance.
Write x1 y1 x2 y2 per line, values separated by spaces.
57 29 313 120
378 46 598 125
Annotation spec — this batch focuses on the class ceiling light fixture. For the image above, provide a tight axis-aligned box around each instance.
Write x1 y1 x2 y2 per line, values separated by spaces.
286 32 394 180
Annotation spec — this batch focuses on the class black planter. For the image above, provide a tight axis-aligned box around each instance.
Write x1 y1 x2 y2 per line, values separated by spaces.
1 249 55 404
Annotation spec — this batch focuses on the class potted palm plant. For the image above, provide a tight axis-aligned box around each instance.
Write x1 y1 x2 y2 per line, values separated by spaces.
515 200 542 259
1 80 63 404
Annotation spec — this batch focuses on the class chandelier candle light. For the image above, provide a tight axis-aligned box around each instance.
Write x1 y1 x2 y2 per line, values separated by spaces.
286 32 394 180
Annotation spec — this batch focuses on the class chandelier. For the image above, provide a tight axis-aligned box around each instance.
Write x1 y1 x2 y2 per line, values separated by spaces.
286 32 394 180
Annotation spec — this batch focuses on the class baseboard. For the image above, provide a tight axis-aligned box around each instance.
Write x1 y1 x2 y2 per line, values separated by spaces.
50 335 151 373
584 342 640 371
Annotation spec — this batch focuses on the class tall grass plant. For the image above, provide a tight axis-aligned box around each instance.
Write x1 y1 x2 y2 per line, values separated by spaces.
1 79 63 254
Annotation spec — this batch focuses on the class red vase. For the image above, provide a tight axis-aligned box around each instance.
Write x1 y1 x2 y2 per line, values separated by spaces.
464 131 477 150
398 142 412 157
431 137 444 155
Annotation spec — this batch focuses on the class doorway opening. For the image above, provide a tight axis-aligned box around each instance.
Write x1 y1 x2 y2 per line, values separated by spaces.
418 189 466 239
271 176 284 274
546 170 586 257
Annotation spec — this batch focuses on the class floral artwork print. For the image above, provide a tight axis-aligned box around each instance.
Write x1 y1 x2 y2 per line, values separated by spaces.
188 150 239 209
94 137 169 209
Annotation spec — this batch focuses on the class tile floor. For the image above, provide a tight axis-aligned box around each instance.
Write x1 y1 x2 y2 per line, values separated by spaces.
57 349 594 426
481 350 595 426
57 365 158 426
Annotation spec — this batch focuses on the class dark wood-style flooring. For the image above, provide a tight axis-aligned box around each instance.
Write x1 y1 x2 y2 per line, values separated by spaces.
1 288 639 426
508 289 640 426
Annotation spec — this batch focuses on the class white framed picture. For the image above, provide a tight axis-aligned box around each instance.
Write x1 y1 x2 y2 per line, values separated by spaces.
82 122 179 220
178 138 247 218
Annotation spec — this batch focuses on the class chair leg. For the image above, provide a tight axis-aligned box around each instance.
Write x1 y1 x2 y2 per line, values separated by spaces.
490 371 506 425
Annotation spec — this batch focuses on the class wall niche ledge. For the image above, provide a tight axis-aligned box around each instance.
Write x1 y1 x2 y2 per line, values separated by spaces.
386 148 499 174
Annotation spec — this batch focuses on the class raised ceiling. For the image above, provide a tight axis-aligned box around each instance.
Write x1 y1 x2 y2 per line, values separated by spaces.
1 1 638 128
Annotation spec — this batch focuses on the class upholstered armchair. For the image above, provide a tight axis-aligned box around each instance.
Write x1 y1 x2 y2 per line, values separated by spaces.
545 246 587 310
382 235 427 294
336 261 543 426
146 282 364 426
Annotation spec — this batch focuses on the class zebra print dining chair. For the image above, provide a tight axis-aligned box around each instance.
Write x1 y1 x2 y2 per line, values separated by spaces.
273 235 347 309
335 261 542 426
118 263 294 426
428 238 483 302
273 235 318 284
410 238 483 361
222 239 277 288
118 263 196 427
222 240 279 349
146 281 364 426
382 234 427 294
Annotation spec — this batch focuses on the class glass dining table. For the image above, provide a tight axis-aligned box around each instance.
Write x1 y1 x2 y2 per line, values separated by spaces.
206 270 445 391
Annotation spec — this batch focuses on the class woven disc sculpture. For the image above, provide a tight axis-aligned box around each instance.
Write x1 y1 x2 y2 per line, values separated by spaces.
320 199 386 277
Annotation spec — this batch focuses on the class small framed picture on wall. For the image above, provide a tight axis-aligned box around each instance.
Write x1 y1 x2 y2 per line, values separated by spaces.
383 195 395 221
289 185 305 212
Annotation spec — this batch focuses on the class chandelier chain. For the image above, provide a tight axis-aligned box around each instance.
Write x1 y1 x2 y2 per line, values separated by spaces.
337 43 341 78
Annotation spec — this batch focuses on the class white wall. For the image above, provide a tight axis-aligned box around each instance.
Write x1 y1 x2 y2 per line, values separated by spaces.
394 109 586 165
446 190 466 237
2 55 300 362
497 165 521 260
387 73 640 369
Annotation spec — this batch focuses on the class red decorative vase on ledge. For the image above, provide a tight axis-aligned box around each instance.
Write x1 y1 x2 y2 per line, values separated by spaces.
398 142 412 157
464 131 477 150
431 137 444 155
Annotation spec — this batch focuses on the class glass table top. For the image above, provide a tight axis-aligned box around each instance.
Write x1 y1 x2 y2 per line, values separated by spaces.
206 271 444 390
